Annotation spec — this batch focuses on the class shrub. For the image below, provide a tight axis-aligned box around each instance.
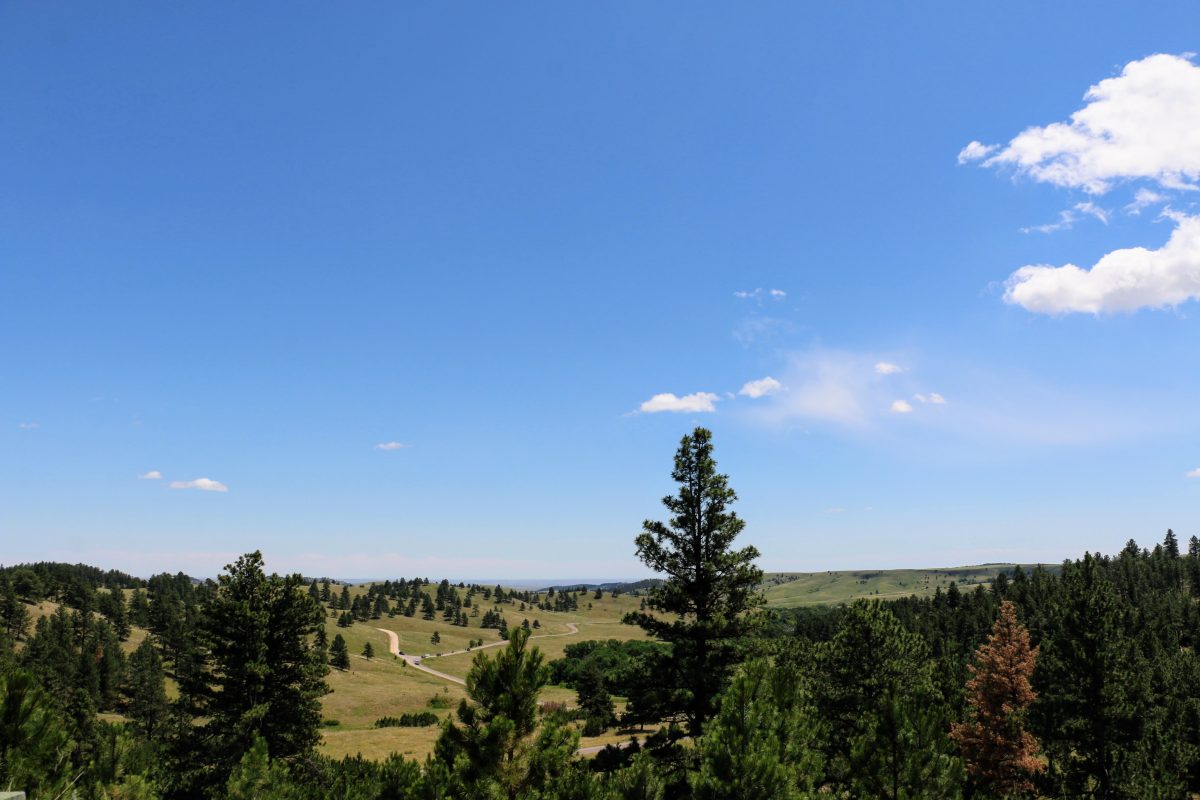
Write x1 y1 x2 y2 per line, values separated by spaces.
374 712 440 728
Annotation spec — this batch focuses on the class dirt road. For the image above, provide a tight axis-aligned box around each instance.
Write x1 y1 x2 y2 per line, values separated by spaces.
374 622 580 687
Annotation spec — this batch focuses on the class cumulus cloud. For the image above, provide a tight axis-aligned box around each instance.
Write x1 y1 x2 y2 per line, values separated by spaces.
139 470 162 480
968 54 1200 194
1188 468 1200 478
638 392 719 414
374 442 410 451
1004 214 1200 313
168 478 228 492
738 376 782 398
958 140 997 164
890 399 914 414
874 362 903 375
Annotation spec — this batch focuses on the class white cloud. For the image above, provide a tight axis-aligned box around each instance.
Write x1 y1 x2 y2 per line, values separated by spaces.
890 399 914 414
913 392 947 405
874 361 903 375
1004 214 1200 313
738 376 782 398
733 288 787 301
1126 188 1168 215
1021 209 1078 235
1021 202 1110 235
746 351 914 427
638 392 719 414
1074 201 1109 224
17 422 38 429
958 140 998 164
168 477 228 492
969 54 1200 194
1188 468 1200 478
824 507 846 514
139 470 162 480
374 441 410 451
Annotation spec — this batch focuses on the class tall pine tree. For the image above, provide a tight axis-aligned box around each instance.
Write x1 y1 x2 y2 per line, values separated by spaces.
624 427 764 738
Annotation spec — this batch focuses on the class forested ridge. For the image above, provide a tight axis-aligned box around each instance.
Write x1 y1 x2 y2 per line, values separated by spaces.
2 431 1200 798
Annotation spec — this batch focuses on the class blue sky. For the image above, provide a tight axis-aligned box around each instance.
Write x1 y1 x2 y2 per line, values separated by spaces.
3 3 1200 579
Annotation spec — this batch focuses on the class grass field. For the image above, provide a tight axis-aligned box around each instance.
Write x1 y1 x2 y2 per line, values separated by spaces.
760 564 1054 607
319 583 654 761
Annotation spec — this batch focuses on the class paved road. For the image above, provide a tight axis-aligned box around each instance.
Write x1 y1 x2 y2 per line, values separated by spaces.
374 622 581 687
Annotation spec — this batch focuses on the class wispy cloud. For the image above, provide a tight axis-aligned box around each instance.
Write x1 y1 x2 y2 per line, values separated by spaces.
638 392 719 414
1020 202 1109 235
1126 188 1168 215
732 315 794 346
744 350 895 427
17 422 38 430
913 392 947 405
139 470 162 480
738 376 782 398
733 288 787 301
168 477 228 492
374 442 410 451
874 362 903 375
1188 468 1200 479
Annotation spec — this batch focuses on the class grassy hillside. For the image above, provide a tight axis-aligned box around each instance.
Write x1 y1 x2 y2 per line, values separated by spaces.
761 564 1055 607
319 582 654 761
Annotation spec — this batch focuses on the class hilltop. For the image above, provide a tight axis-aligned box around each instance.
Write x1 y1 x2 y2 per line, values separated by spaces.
760 564 1056 607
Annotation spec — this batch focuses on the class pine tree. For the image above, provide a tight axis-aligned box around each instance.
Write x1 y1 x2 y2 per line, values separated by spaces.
814 601 961 797
125 636 169 739
576 663 615 736
329 633 350 670
431 631 441 646
0 669 74 798
182 551 330 795
692 659 823 800
127 588 151 628
435 626 575 795
0 576 29 641
1035 553 1157 796
624 427 764 737
951 600 1044 796
1164 528 1180 559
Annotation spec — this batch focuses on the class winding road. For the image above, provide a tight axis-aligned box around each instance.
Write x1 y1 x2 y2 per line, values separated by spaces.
375 622 580 686
372 621 644 756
